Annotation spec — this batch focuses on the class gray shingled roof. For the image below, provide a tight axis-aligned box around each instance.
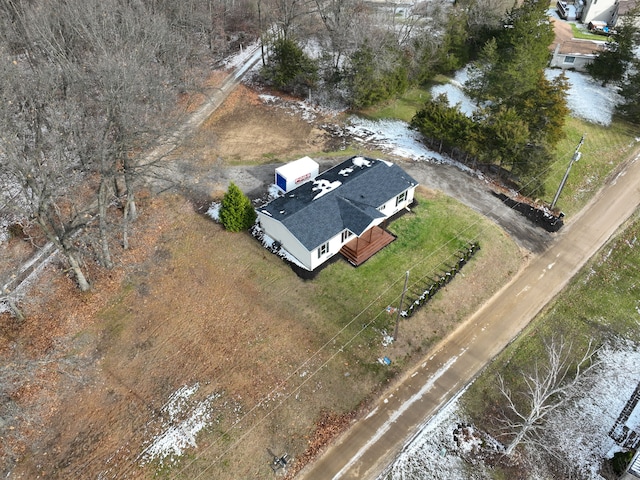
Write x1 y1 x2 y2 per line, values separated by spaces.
259 157 418 251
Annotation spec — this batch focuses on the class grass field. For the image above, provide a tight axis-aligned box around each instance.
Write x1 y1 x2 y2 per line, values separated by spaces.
571 23 611 40
543 118 639 215
148 190 522 479
360 87 432 123
49 186 521 480
308 189 506 363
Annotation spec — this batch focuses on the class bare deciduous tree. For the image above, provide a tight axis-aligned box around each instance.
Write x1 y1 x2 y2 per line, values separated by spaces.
313 0 363 71
497 336 599 455
270 0 315 39
1 0 195 291
0 61 93 291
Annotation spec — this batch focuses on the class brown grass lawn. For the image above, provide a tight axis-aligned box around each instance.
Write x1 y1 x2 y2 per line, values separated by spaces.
0 86 525 480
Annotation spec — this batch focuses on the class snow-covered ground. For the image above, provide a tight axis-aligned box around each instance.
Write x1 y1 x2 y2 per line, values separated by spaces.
431 66 622 126
380 340 640 480
138 384 224 466
546 69 623 126
430 67 476 117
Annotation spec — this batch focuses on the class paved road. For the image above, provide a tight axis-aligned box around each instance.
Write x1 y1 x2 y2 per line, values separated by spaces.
297 147 640 480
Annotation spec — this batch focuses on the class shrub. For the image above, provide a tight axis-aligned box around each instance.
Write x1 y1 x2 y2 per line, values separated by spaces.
219 182 256 232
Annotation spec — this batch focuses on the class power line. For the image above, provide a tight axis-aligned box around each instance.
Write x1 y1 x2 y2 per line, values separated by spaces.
91 131 592 479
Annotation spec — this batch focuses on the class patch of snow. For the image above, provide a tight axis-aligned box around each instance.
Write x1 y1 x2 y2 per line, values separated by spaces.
540 340 640 479
257 94 345 122
259 94 278 103
430 67 476 117
139 383 223 465
334 352 466 479
430 65 622 126
352 156 372 168
251 224 308 270
382 339 640 479
545 69 623 126
220 40 261 71
267 184 283 200
381 330 394 347
312 179 341 199
206 202 221 222
345 117 476 175
303 37 324 61
380 386 491 480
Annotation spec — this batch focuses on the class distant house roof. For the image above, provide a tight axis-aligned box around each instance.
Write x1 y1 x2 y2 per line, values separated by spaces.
617 0 638 17
259 157 418 251
556 39 606 56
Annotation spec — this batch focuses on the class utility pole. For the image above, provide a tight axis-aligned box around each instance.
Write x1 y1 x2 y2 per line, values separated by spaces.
551 134 585 210
394 271 409 341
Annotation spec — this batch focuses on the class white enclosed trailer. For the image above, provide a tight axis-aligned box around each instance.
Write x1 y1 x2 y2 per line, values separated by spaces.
275 156 319 193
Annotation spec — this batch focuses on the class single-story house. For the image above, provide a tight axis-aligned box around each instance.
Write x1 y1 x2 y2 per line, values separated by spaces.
549 38 606 71
257 156 419 271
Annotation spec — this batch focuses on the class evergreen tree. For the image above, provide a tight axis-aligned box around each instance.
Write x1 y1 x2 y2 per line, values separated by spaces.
411 94 476 153
262 37 318 95
513 143 554 197
511 72 570 147
433 10 471 75
477 106 530 171
465 0 554 103
617 59 640 124
347 41 409 108
586 29 636 85
219 182 256 232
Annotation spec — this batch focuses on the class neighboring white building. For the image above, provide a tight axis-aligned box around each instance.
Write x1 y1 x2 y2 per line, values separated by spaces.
257 156 418 271
623 450 640 479
579 0 639 27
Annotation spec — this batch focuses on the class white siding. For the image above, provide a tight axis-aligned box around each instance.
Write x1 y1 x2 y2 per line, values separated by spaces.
258 184 418 271
378 186 417 218
309 229 354 270
549 53 596 71
275 157 319 193
257 213 313 270
582 0 617 24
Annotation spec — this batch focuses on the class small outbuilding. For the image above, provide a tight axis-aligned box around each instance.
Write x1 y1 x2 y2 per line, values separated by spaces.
257 156 418 271
274 156 319 193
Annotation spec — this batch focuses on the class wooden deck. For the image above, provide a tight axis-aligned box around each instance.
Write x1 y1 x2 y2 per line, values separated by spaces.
340 226 396 266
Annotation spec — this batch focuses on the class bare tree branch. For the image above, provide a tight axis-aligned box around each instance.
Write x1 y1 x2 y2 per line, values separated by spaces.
497 336 599 455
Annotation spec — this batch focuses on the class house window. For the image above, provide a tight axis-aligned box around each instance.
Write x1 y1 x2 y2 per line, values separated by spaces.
341 230 353 243
564 56 576 64
318 242 329 258
395 190 407 206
